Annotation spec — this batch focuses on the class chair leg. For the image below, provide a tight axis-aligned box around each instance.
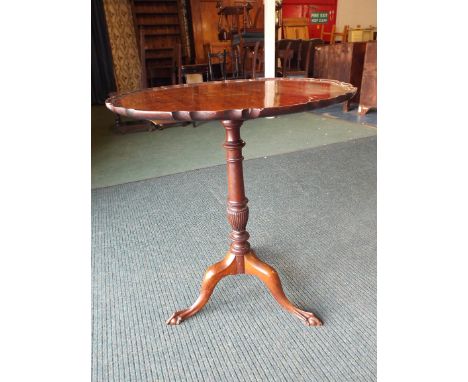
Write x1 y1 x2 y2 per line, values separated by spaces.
330 25 336 44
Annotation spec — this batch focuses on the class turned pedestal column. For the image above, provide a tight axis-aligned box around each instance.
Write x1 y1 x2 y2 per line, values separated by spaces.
166 120 322 326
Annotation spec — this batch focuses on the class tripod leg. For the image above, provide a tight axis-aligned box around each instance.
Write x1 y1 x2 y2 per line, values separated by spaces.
244 252 322 326
166 253 238 325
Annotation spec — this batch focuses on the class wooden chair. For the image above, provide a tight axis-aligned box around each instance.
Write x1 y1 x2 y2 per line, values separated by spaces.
288 39 303 71
331 25 349 44
319 24 334 43
251 41 264 79
302 38 324 77
275 40 293 77
246 41 265 79
230 31 263 79
281 40 313 78
320 24 349 44
205 42 239 78
208 50 227 81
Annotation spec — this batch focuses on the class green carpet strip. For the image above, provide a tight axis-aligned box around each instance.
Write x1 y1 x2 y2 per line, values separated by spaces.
92 137 376 381
92 106 376 189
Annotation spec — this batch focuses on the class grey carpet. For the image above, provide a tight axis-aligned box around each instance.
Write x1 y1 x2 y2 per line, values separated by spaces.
92 136 377 382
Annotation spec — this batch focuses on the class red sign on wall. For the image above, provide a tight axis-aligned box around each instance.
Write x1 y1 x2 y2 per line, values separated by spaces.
282 0 337 41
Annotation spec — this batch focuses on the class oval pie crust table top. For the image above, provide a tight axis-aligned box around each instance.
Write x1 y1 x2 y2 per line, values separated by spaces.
106 78 356 121
106 78 357 327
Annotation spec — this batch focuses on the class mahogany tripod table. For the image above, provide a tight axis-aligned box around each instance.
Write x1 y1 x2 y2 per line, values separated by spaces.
106 78 356 326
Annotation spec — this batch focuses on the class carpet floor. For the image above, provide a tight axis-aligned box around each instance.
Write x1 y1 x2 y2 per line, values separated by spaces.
92 106 376 189
312 104 377 127
92 136 377 382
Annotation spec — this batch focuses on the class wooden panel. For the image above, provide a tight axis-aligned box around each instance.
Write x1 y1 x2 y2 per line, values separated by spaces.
313 45 329 78
327 43 352 82
190 0 219 63
303 39 324 78
348 42 366 106
200 1 222 59
282 17 309 39
253 5 264 29
358 41 377 115
313 42 366 109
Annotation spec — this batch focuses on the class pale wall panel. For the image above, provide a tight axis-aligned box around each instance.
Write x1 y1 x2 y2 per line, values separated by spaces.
336 0 377 30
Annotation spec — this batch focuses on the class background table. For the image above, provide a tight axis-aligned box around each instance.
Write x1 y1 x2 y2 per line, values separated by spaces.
106 78 356 326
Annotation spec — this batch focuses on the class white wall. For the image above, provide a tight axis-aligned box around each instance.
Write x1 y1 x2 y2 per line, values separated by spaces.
336 0 376 30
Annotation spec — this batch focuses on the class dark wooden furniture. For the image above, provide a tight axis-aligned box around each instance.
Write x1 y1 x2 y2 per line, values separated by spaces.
111 108 154 134
204 42 238 78
276 39 324 78
275 39 293 77
106 78 356 326
231 31 264 78
358 41 377 115
249 41 264 79
216 2 254 40
282 40 312 78
207 50 227 80
189 0 264 64
313 42 366 111
301 39 324 78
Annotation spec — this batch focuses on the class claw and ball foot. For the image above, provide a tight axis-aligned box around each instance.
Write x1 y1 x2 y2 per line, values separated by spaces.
167 251 322 326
